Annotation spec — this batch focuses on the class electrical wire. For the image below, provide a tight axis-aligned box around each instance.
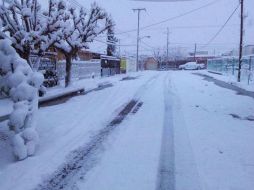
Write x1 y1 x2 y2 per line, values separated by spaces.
114 0 221 36
141 41 157 50
94 39 136 47
203 3 240 48
68 0 220 35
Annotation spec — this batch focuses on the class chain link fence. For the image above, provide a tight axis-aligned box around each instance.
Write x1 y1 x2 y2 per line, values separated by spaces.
207 56 254 85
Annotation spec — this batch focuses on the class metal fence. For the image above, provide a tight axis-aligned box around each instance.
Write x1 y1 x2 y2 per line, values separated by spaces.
207 55 254 85
57 60 101 80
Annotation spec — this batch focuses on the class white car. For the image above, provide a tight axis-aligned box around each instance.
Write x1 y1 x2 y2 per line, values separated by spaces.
179 62 205 70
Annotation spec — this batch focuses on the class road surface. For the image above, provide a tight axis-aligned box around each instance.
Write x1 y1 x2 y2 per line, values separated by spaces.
0 71 253 190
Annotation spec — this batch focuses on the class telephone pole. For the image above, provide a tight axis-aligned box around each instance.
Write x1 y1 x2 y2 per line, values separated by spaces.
167 27 169 61
133 8 146 71
238 0 244 82
194 43 197 62
166 28 170 69
118 39 121 57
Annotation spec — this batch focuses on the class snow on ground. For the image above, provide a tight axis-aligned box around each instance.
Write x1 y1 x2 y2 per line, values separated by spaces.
0 73 138 117
0 71 156 190
199 70 254 92
75 73 166 190
171 70 254 190
0 70 253 190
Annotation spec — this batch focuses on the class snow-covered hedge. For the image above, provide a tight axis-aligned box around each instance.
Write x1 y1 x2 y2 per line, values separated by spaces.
0 39 43 160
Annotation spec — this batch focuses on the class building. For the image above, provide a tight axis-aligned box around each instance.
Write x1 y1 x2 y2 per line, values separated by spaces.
187 51 216 65
224 45 254 57
243 45 254 56
56 49 101 61
120 56 137 73
144 57 158 70
101 55 121 76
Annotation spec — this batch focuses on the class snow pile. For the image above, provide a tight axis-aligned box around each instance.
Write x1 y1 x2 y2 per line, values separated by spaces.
0 39 43 160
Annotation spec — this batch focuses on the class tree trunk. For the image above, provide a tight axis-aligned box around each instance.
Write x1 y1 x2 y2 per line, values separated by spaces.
65 55 72 87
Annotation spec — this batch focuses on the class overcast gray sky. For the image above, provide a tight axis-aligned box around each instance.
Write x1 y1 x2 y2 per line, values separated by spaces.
40 0 254 56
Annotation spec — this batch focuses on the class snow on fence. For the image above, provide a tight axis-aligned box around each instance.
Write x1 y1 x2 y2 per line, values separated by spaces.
57 60 101 80
207 55 254 85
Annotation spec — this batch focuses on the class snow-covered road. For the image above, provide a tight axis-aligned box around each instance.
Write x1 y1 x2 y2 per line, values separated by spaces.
0 71 254 190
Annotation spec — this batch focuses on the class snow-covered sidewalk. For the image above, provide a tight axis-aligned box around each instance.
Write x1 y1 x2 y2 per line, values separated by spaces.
198 70 254 92
0 74 136 118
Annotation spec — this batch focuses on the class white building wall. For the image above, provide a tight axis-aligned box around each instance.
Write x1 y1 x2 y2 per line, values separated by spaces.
126 58 137 73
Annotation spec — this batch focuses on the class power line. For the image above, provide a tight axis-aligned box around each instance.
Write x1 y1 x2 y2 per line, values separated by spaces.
141 41 157 49
114 0 221 36
94 39 136 47
141 24 239 31
141 40 239 48
203 3 240 48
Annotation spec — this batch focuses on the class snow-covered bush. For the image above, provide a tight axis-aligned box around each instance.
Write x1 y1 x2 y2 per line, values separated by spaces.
0 39 43 160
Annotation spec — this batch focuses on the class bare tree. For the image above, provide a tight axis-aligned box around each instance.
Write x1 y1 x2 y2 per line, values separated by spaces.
0 0 63 68
154 48 167 68
52 1 112 87
106 18 118 56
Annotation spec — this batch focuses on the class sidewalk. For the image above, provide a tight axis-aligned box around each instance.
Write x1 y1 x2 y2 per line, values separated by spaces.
197 70 254 92
0 74 133 122
194 72 254 99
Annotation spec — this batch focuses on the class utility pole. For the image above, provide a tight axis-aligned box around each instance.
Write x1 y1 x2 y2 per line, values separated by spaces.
133 8 146 72
167 28 169 61
194 43 197 62
118 39 121 57
166 27 170 69
238 0 244 82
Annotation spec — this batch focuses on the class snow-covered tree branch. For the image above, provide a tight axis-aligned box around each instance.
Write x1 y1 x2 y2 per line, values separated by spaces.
52 1 113 87
0 0 114 160
0 0 63 68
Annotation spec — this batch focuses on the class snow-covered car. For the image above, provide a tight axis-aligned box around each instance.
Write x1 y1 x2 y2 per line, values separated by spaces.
179 62 205 70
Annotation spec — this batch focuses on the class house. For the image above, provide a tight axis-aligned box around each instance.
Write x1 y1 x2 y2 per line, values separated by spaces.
187 51 216 65
56 49 101 61
144 57 158 70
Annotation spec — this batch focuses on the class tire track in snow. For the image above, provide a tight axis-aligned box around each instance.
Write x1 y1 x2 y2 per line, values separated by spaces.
35 75 160 190
36 100 140 190
156 73 175 190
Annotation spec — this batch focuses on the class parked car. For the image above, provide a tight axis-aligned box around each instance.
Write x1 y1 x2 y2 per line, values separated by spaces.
179 62 205 70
